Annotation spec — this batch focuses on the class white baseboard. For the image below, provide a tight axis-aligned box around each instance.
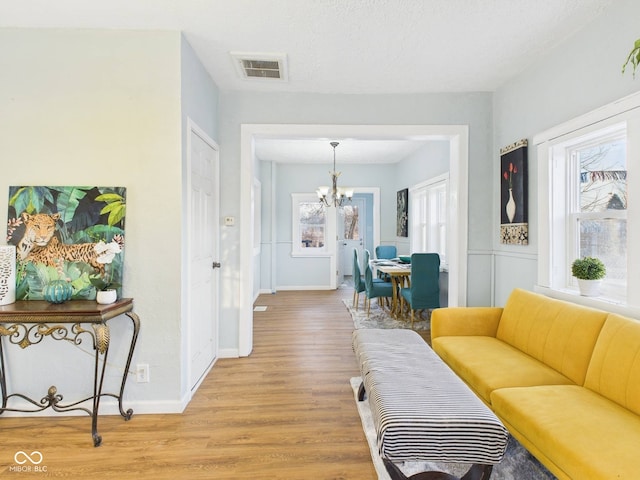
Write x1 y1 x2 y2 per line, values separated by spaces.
276 285 333 291
217 348 239 358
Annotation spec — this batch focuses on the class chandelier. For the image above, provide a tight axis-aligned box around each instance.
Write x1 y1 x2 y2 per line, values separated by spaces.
316 141 353 207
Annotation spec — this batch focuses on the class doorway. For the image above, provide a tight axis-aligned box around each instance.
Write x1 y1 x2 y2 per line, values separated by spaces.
240 124 469 357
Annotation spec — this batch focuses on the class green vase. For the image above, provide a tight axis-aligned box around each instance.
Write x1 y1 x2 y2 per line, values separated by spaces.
43 280 73 304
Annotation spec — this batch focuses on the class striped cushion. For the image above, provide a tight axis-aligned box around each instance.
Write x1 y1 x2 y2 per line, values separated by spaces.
353 329 508 464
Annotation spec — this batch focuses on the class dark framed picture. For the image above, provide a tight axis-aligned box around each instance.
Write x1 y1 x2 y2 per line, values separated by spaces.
500 139 528 244
6 186 126 300
397 188 408 237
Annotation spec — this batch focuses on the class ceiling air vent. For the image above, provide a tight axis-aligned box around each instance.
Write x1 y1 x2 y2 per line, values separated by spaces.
230 52 288 82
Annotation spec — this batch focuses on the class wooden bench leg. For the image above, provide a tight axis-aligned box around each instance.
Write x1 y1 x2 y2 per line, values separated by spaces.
384 459 494 480
357 381 366 401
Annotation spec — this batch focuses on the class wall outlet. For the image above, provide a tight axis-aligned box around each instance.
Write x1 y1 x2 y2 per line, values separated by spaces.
136 364 150 383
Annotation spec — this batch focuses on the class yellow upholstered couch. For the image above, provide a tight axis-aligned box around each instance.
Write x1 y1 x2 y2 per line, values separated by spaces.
431 288 640 480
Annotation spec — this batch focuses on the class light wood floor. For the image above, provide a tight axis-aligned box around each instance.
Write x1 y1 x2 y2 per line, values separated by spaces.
0 288 379 479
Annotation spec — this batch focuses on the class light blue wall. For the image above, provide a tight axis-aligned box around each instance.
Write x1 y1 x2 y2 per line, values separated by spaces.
492 0 640 306
219 91 493 350
180 35 219 143
180 36 219 394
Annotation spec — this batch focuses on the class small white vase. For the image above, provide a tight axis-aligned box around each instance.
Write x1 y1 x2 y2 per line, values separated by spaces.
96 289 117 305
0 245 16 305
577 279 602 297
506 188 516 223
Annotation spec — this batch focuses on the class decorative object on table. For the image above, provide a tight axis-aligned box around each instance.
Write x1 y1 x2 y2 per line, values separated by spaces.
398 255 411 264
89 240 122 304
622 38 640 78
0 245 16 305
396 188 408 237
316 141 353 207
42 279 74 304
500 139 528 245
96 289 118 305
6 186 126 301
572 256 606 297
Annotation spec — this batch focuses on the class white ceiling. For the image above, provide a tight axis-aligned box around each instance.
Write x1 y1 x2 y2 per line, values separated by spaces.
0 0 614 163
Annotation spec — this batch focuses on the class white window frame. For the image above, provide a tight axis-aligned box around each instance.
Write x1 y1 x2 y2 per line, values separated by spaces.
291 193 331 257
409 173 448 269
534 91 640 314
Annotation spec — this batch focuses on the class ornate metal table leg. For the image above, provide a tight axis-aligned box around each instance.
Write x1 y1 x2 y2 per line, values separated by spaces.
91 323 111 447
118 312 140 420
0 337 7 412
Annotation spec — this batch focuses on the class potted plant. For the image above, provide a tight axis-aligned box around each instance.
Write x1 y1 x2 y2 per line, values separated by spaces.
622 38 640 78
571 257 606 297
90 240 122 304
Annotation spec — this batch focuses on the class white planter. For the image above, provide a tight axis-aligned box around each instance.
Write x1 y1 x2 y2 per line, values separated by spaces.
96 289 117 305
577 279 603 297
0 245 16 305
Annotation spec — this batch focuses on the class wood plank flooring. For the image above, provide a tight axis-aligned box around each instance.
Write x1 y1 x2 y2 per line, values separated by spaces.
0 288 377 479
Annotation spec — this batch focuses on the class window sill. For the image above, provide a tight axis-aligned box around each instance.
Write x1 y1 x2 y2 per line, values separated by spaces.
534 285 640 319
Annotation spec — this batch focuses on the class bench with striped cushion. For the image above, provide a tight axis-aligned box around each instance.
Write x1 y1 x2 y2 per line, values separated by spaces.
353 329 508 480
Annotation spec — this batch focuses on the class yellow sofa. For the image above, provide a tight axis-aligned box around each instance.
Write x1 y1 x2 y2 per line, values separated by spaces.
431 288 640 480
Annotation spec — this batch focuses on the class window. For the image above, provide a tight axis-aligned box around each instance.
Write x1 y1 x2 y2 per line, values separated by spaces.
567 128 627 291
536 93 640 309
342 204 360 241
291 193 328 256
409 174 448 268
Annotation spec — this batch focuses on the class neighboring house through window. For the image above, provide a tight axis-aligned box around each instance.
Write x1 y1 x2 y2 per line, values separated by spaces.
535 93 639 309
291 193 328 256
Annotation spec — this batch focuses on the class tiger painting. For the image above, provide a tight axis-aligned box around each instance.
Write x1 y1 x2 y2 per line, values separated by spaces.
17 212 104 274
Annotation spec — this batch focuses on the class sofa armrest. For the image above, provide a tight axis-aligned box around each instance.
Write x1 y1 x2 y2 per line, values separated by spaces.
431 307 503 340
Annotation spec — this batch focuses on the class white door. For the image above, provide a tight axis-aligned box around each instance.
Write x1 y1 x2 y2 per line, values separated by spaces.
341 197 366 276
188 125 219 392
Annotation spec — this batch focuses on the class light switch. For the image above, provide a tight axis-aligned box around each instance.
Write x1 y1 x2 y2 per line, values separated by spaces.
224 216 235 226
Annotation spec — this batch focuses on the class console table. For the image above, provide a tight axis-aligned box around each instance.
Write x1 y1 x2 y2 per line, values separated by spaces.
0 298 140 446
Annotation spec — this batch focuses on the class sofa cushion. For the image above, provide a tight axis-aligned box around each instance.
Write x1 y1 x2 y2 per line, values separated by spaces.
491 385 640 480
584 313 640 416
432 336 574 405
497 289 608 385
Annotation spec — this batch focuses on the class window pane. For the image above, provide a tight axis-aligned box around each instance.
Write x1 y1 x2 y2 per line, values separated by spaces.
343 205 359 240
578 139 627 213
579 218 627 281
299 202 325 248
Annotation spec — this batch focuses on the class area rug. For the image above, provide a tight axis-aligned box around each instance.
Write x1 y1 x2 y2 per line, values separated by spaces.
342 298 430 331
350 377 556 480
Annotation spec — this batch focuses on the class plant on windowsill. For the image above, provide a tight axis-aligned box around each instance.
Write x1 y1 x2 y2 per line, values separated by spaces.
622 38 640 78
571 257 606 297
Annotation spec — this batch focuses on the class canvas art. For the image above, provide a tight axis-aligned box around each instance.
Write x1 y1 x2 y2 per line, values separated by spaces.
397 188 408 237
6 186 126 300
500 139 528 245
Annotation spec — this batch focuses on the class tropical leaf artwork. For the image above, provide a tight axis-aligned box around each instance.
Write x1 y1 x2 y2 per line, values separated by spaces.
6 186 126 300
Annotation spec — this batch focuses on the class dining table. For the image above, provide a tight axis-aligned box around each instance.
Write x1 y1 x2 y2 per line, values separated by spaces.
371 259 411 319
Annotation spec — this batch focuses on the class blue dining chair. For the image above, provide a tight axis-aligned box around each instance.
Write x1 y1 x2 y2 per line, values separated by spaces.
352 249 366 310
364 254 394 316
353 249 384 310
375 245 397 281
399 253 440 327
375 245 397 260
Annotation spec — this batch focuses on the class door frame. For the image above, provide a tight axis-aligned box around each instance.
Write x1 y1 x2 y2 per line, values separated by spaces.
185 117 220 395
240 124 469 357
